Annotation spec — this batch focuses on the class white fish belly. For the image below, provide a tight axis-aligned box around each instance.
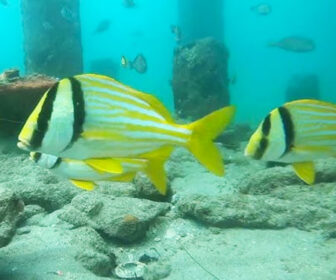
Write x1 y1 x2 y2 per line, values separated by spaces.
54 161 116 181
59 138 167 159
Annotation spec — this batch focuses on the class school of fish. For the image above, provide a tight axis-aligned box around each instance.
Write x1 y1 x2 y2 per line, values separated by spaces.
18 74 235 193
14 72 336 192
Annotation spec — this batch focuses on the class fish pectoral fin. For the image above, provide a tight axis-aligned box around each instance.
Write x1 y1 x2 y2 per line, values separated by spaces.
109 172 136 182
292 161 315 185
85 158 123 174
70 179 96 191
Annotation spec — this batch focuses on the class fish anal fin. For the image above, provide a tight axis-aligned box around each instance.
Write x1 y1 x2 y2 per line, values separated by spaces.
109 172 136 182
145 159 167 195
85 158 123 174
292 161 315 185
70 179 95 191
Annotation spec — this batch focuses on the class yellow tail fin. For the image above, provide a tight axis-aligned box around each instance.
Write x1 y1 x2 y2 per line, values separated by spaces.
186 106 236 176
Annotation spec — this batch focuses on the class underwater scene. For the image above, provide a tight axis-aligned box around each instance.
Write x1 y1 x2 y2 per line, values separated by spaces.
1 0 336 279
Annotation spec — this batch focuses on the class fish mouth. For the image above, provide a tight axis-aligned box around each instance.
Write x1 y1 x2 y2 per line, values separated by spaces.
17 140 31 151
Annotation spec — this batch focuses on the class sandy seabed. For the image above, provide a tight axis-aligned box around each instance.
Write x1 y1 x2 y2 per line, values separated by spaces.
1 139 336 280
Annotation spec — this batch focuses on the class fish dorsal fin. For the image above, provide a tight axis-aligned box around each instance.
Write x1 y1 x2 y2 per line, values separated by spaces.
292 161 315 185
85 158 123 174
133 92 174 122
109 172 136 182
70 179 95 191
140 146 174 195
79 73 174 122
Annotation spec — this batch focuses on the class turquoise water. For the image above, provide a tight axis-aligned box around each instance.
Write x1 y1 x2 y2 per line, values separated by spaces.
1 0 335 123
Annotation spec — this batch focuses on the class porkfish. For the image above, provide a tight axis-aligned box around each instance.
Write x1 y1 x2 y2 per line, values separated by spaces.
30 147 172 193
18 74 235 190
245 99 336 184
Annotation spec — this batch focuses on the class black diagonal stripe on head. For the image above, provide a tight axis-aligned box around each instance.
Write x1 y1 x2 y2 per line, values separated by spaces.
69 77 85 144
278 106 294 155
253 114 271 160
30 82 59 149
261 114 271 136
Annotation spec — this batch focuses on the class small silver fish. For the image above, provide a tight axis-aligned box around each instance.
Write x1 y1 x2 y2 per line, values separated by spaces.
268 36 315 52
251 3 271 15
121 54 147 74
123 0 135 8
93 19 111 34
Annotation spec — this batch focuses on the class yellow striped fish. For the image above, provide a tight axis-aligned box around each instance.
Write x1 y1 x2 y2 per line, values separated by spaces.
245 99 336 185
18 74 235 189
30 146 173 194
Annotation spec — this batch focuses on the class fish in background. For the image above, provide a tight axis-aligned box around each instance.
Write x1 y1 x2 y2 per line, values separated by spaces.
121 54 147 74
93 19 111 34
268 36 315 52
17 74 236 194
245 99 336 185
30 147 173 194
0 0 7 6
170 25 182 43
250 3 272 15
123 0 135 8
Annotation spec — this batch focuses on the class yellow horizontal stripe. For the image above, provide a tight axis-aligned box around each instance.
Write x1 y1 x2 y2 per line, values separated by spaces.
85 89 151 111
80 74 140 94
86 106 168 124
298 124 336 134
291 103 336 114
84 121 188 140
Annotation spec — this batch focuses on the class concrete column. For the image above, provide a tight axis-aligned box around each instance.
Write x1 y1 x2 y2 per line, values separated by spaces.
178 0 224 44
21 0 83 77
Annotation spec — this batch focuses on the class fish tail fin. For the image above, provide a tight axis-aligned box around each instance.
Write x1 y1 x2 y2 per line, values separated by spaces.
185 106 236 176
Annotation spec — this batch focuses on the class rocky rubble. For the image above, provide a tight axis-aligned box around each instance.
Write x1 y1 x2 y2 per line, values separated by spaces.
59 192 170 243
0 187 23 248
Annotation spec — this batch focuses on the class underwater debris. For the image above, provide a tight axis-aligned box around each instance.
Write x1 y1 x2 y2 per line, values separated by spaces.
0 72 57 135
182 245 221 280
285 74 320 101
115 261 146 279
172 37 230 119
0 68 20 82
268 36 315 52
